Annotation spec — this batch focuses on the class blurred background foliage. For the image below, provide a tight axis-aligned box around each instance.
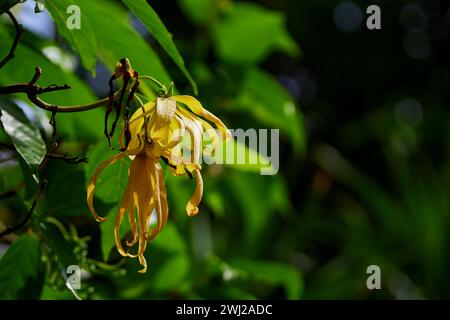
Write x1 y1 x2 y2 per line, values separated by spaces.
0 0 449 299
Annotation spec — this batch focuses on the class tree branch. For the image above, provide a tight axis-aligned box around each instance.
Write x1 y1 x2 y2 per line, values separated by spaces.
1 142 88 165
0 67 112 112
0 181 47 239
0 10 24 70
45 152 88 164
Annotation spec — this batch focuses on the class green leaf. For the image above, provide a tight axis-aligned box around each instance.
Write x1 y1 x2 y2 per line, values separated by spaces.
148 223 190 291
44 161 87 217
0 234 45 299
0 101 46 182
77 0 171 87
231 258 303 299
212 3 300 64
85 141 131 260
121 0 197 94
209 138 276 174
236 68 305 154
46 0 98 74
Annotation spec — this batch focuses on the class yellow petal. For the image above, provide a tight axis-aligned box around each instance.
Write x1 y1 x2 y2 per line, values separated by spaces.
186 169 204 217
156 163 169 229
125 200 138 247
173 95 231 141
87 152 127 222
114 197 130 257
129 100 156 124
138 253 148 274
177 107 203 165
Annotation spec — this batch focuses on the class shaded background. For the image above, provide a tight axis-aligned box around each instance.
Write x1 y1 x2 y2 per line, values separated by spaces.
1 0 450 299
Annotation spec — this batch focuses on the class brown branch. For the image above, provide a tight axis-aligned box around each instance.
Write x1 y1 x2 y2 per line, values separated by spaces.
0 67 112 112
1 143 88 164
0 181 47 239
0 10 24 70
45 152 88 164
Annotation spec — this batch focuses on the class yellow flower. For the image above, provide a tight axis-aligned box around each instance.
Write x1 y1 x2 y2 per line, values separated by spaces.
87 90 230 273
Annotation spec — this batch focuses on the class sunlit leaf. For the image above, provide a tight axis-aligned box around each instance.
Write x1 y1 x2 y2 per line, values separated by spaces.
0 101 46 182
46 0 98 74
209 138 275 174
77 0 171 88
213 3 300 64
122 0 197 94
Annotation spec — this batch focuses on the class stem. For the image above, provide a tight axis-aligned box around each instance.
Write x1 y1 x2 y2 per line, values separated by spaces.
140 76 167 92
0 68 113 113
45 153 88 164
0 11 24 70
0 181 47 239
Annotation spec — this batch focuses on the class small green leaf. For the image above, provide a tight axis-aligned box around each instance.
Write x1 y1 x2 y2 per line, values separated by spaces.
46 0 98 74
212 3 300 64
0 234 45 299
0 101 46 182
85 141 131 260
122 0 197 94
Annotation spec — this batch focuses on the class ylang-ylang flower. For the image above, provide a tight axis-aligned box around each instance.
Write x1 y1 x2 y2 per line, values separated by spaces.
87 84 230 273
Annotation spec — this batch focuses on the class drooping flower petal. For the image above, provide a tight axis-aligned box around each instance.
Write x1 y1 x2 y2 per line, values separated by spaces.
87 152 128 222
186 169 204 216
173 95 231 141
176 107 204 168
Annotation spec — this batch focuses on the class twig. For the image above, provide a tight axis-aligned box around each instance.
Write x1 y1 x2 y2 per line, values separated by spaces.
0 67 112 112
0 181 47 239
1 143 88 164
0 10 24 70
45 152 88 164
0 182 25 200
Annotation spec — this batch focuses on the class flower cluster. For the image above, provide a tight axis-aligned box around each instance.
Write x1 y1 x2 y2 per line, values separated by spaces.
87 86 230 273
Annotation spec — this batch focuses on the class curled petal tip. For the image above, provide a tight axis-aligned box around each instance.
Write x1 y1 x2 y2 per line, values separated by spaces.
186 206 199 217
125 239 137 247
94 216 108 223
138 254 148 273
